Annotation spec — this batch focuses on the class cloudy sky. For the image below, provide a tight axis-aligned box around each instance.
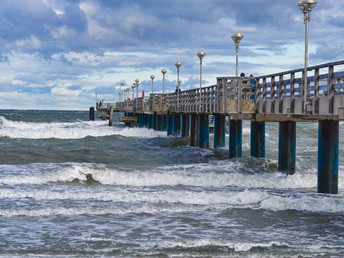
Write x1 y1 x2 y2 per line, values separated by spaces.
0 0 343 110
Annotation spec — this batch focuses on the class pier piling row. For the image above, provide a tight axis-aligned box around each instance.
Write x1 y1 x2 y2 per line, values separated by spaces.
96 61 344 194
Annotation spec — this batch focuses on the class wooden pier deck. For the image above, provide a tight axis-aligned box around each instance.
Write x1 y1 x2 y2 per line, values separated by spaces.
95 60 344 194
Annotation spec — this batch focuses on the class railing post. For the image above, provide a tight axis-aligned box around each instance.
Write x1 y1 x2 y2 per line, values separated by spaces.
314 68 320 114
290 72 295 114
278 75 283 113
263 78 267 113
271 76 276 113
328 65 334 114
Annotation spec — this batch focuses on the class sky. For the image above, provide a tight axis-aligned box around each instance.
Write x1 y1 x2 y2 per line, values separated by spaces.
0 0 343 110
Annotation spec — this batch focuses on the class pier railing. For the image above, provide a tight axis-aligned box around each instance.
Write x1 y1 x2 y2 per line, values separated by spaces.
104 60 344 120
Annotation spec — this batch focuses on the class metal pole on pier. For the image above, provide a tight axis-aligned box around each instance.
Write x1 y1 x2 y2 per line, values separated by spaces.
298 0 317 113
231 32 243 77
175 61 182 111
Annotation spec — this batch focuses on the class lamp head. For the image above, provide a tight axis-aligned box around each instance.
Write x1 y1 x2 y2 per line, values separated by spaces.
150 75 155 80
175 61 182 68
298 0 317 12
135 79 139 84
231 32 244 43
197 50 206 60
161 68 167 75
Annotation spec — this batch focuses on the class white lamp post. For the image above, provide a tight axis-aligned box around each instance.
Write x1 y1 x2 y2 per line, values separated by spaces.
231 32 244 77
150 75 155 95
135 79 139 99
161 69 167 95
175 61 182 110
298 0 317 112
197 50 206 112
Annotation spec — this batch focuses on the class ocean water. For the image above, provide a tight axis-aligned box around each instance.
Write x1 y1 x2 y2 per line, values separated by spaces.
0 109 344 257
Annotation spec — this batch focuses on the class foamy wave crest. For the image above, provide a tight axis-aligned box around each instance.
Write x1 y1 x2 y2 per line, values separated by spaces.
0 116 166 139
0 161 321 189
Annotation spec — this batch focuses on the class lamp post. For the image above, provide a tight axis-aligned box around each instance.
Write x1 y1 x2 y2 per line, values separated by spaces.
150 75 155 95
231 32 244 77
175 61 182 110
161 69 167 95
197 50 206 112
135 79 140 99
298 0 317 113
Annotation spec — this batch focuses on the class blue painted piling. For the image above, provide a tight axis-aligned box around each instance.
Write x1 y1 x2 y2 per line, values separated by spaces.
190 114 198 146
167 115 174 136
198 114 209 148
156 114 162 131
148 114 153 129
214 115 226 148
174 115 181 136
161 115 167 131
144 114 149 127
278 121 296 174
250 121 265 157
229 120 242 158
139 114 144 127
182 115 189 137
318 120 339 194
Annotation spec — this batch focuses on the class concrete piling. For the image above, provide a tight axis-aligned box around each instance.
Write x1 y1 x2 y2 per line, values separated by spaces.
250 121 265 157
190 114 198 146
278 121 296 174
174 115 181 136
108 107 114 126
214 115 225 148
229 120 242 158
89 107 95 121
198 114 209 148
182 115 189 137
167 115 174 136
318 120 339 194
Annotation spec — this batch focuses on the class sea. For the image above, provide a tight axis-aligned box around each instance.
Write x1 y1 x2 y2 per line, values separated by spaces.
0 109 344 257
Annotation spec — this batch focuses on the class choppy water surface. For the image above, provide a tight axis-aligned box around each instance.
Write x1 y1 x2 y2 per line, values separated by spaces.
0 109 344 257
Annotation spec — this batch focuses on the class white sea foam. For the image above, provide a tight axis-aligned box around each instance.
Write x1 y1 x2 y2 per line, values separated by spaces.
0 116 166 139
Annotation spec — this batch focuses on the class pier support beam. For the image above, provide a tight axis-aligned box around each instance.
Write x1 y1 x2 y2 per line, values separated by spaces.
250 121 265 158
190 114 199 146
156 114 162 131
161 115 167 131
89 107 95 121
109 107 114 126
148 114 153 129
174 115 181 136
167 115 174 136
229 120 242 158
214 115 226 148
278 121 296 174
318 120 339 194
182 115 189 137
198 114 209 148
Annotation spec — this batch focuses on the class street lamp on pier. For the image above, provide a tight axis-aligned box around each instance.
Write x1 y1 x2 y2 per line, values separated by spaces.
150 75 155 95
161 69 167 95
298 0 317 113
197 50 206 112
231 32 244 77
135 79 140 99
175 61 182 110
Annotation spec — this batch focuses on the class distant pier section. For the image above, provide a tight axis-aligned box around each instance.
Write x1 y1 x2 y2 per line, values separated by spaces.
96 60 344 194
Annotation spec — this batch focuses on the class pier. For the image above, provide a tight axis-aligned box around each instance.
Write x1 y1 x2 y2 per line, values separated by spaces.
96 60 344 194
